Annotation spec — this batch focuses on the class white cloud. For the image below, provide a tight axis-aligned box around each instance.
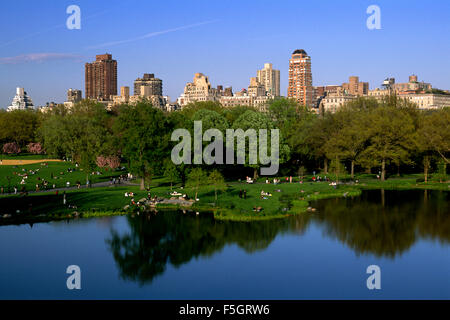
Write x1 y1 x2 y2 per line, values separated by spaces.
86 20 219 50
0 53 83 64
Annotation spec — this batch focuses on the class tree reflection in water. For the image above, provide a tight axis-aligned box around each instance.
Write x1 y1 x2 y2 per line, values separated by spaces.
106 211 310 284
107 190 449 284
312 189 450 258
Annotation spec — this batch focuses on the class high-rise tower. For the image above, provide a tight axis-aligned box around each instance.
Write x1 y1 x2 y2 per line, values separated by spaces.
257 63 280 97
287 49 313 107
85 54 117 100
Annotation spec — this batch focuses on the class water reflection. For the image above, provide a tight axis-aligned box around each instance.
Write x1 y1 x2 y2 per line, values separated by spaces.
312 190 449 258
107 212 310 284
107 190 449 284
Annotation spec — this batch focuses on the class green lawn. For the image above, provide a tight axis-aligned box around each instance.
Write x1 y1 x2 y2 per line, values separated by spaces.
0 160 126 193
0 172 448 224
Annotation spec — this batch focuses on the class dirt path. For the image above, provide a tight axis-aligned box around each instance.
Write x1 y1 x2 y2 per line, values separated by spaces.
0 159 63 166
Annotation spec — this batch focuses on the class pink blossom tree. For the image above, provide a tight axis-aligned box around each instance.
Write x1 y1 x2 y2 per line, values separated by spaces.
96 156 109 168
27 142 44 154
107 156 121 170
3 142 21 154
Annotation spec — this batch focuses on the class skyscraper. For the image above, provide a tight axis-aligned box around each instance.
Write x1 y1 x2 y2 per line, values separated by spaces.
257 63 280 97
85 54 117 100
288 49 313 107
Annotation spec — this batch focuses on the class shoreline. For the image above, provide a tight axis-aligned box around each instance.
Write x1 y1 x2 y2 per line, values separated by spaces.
0 180 448 226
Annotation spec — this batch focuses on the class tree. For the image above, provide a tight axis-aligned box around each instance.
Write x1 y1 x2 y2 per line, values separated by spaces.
223 105 256 124
208 170 227 202
307 113 336 174
191 109 229 133
2 142 21 154
186 168 208 200
96 156 109 169
324 108 368 179
0 109 41 147
232 110 290 179
360 105 417 181
163 160 180 190
27 142 44 154
268 98 315 171
107 156 121 170
418 108 450 165
114 101 169 190
181 101 224 119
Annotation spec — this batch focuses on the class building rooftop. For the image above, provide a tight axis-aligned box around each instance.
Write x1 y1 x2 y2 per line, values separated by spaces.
293 49 307 55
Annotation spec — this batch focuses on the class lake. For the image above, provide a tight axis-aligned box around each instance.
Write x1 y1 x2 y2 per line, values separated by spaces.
0 189 448 299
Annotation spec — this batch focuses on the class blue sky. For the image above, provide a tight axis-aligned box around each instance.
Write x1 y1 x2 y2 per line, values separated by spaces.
0 0 449 108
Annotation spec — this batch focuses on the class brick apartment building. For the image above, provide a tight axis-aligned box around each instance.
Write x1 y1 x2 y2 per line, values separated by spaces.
85 54 117 100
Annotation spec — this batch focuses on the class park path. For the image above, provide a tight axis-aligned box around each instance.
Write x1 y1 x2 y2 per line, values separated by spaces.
2 180 139 196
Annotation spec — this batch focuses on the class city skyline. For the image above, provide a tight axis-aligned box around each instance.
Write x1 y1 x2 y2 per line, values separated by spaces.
0 0 449 108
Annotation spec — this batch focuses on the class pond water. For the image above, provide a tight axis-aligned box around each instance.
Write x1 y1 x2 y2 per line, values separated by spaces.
0 189 448 299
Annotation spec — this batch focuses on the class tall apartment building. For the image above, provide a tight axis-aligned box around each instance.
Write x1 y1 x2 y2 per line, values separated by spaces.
85 54 117 100
288 49 313 107
133 73 163 96
342 76 369 96
257 63 280 97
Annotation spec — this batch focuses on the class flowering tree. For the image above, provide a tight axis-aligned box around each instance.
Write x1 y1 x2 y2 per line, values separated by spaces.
107 156 121 170
27 142 44 154
96 156 109 168
3 142 21 154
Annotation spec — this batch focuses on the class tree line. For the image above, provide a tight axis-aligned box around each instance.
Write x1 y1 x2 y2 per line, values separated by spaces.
0 95 448 188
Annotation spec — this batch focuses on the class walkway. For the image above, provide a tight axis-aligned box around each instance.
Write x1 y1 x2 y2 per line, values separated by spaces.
1 180 139 196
